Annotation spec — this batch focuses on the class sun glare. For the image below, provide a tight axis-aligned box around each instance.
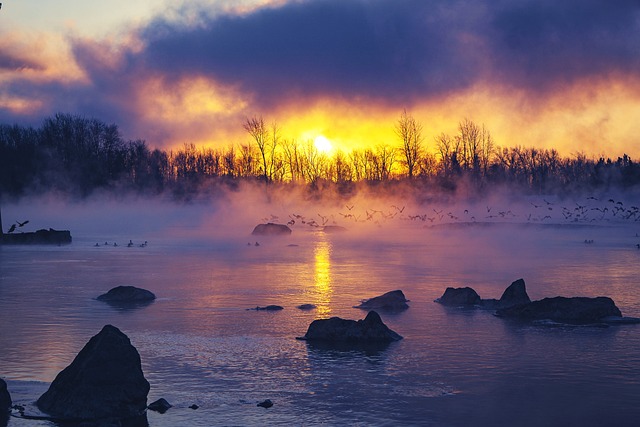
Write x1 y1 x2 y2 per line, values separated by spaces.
313 135 333 153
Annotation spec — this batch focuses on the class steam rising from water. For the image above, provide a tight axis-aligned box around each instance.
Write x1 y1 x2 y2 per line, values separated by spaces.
3 183 639 248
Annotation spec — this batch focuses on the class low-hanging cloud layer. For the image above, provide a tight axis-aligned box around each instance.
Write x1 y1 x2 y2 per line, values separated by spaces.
1 0 639 155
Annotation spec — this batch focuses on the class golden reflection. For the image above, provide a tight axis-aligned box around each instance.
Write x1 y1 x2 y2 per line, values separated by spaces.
313 237 333 317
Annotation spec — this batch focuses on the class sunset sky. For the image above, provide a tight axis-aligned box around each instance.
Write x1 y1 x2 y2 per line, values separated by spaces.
1 0 639 157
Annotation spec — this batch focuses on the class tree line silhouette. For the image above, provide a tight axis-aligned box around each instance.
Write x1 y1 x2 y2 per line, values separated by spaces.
1 112 638 200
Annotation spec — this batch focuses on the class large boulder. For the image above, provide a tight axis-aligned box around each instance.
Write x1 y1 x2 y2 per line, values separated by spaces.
481 279 531 309
0 378 10 417
495 296 623 324
251 223 292 236
37 325 150 422
297 311 403 343
354 290 409 311
97 286 156 306
435 287 481 307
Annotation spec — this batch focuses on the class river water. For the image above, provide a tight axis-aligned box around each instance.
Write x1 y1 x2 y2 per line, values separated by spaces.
1 196 639 426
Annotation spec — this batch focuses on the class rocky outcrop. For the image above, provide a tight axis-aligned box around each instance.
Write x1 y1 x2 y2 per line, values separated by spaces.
297 311 403 343
354 290 409 311
435 287 481 307
0 378 10 416
97 286 156 306
495 296 624 324
251 223 292 236
37 325 150 422
436 279 531 309
480 279 531 309
0 229 72 245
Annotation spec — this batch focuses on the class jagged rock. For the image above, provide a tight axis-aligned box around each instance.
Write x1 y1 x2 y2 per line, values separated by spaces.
435 287 481 307
297 311 403 343
248 305 284 311
251 223 292 236
97 286 156 305
354 290 409 311
257 399 273 408
495 296 623 324
148 398 172 414
297 304 317 310
481 279 531 309
0 378 11 415
37 325 150 421
498 278 531 307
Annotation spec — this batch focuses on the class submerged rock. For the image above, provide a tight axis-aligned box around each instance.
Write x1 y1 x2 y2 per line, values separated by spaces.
495 296 623 324
148 398 172 414
297 304 317 310
97 286 156 305
36 325 150 421
251 223 292 236
354 290 409 311
248 305 284 311
481 279 531 309
257 399 273 408
435 287 481 307
297 311 403 343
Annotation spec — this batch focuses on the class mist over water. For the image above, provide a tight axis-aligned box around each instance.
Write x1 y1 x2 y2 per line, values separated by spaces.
1 185 639 426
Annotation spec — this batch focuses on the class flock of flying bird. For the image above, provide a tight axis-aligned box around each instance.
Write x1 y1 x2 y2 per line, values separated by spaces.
260 195 640 248
263 195 640 229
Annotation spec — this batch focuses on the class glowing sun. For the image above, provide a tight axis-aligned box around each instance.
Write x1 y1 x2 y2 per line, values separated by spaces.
313 135 333 153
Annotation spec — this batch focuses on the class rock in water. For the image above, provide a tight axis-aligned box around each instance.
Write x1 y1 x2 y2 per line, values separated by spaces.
251 223 292 236
0 378 11 417
148 398 172 414
498 278 531 307
297 311 403 343
37 325 150 421
249 305 284 311
495 296 623 324
355 290 409 311
97 286 156 305
435 287 481 307
481 278 532 309
257 399 273 408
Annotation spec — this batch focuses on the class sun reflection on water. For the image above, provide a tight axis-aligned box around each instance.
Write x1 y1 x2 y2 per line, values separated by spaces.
313 236 333 317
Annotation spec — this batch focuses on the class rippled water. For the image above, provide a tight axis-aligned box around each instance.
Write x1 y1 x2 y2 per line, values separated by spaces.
1 216 640 426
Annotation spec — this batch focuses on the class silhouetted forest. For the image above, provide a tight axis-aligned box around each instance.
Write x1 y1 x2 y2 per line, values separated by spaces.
1 113 639 200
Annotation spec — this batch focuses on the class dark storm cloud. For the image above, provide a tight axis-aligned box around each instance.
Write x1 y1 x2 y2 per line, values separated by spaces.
133 0 480 105
1 0 639 132
489 0 640 88
130 0 640 103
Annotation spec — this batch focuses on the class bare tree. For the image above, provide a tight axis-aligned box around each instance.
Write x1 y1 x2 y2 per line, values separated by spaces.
435 132 453 177
243 116 269 182
458 118 481 172
395 110 424 178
